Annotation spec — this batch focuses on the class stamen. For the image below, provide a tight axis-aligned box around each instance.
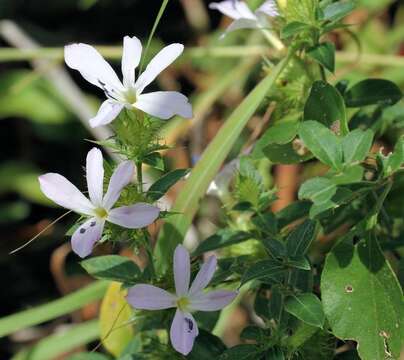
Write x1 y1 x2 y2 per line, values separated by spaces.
94 207 108 219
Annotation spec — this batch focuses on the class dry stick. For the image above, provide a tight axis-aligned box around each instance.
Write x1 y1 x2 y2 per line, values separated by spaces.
0 20 117 159
272 164 301 213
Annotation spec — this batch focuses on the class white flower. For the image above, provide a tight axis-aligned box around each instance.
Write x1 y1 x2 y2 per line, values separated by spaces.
38 148 160 257
64 36 193 128
127 245 237 355
209 0 279 36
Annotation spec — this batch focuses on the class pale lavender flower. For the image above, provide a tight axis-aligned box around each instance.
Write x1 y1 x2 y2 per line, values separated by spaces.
127 245 238 355
209 0 279 36
38 147 160 258
64 36 192 127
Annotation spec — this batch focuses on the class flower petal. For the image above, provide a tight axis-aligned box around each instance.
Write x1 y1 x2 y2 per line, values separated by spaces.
135 91 192 120
189 255 217 296
170 310 198 356
209 0 256 20
126 284 176 310
89 100 123 128
256 0 279 17
86 148 104 206
71 217 104 258
107 203 160 229
102 161 134 209
189 290 238 311
39 173 94 215
122 35 142 88
223 18 260 36
173 245 191 296
135 43 184 94
64 43 124 92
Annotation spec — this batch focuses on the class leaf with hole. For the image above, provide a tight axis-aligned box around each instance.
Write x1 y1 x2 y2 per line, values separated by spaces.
321 235 404 360
304 81 347 133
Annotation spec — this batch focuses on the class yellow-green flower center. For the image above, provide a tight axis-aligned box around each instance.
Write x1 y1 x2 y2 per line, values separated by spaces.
94 207 108 219
124 89 137 105
176 297 190 311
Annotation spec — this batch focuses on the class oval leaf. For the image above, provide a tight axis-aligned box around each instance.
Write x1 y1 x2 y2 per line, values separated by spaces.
99 282 134 357
285 293 325 328
307 42 335 73
304 81 347 133
299 121 343 170
344 79 403 107
81 255 141 285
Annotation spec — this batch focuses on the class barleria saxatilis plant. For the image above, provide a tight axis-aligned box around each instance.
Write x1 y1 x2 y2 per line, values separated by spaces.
2 0 404 359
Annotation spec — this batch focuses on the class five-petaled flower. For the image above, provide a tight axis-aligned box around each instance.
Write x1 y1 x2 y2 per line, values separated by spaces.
209 0 279 36
64 36 193 128
126 245 238 355
38 147 160 258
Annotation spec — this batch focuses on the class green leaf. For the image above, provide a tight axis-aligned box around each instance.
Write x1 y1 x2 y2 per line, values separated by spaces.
142 152 165 171
344 79 403 107
304 81 347 133
0 70 70 124
240 326 266 341
281 21 311 39
148 169 189 201
298 177 337 204
258 121 299 145
307 42 335 73
241 260 285 286
67 353 110 360
0 162 51 205
287 256 311 270
378 136 404 177
285 293 325 328
276 201 311 228
81 256 141 284
263 142 312 164
188 329 226 359
286 219 317 256
328 165 364 185
341 129 374 164
219 345 264 360
13 320 100 360
155 57 291 273
322 1 356 22
0 281 107 338
193 230 252 256
321 235 404 360
299 121 343 169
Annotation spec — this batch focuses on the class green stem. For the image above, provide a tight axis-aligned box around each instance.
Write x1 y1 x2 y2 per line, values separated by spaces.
0 281 108 338
261 29 285 51
136 161 143 193
139 0 170 73
1 47 404 68
154 51 295 273
11 319 99 360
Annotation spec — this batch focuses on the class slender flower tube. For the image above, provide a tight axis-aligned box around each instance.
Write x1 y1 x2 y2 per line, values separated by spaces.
209 0 279 36
127 245 238 355
64 36 193 127
38 147 160 257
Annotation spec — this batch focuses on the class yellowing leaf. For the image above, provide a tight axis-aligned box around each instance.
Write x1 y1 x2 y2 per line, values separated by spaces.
99 282 133 357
